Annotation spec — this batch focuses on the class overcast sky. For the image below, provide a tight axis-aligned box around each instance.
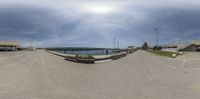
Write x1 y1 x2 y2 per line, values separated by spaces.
0 0 200 48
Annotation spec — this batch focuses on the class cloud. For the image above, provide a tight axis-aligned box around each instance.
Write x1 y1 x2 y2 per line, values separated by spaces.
102 5 200 46
0 5 82 47
0 1 200 48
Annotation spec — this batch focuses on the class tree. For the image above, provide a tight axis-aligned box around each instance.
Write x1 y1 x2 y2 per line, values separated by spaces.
128 46 135 49
153 45 162 50
142 42 148 50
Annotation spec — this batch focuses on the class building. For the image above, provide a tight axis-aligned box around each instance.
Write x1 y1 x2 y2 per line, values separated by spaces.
127 46 136 53
26 46 36 51
177 40 200 52
0 41 20 51
161 44 178 52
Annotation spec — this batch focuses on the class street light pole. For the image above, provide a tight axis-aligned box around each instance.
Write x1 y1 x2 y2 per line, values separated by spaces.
117 40 119 49
114 36 116 49
31 37 33 47
155 28 159 56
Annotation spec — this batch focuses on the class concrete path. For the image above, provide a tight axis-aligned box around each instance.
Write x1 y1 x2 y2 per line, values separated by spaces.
0 50 200 99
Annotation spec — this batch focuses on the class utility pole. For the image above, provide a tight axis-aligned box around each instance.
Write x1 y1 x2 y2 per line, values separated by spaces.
117 40 119 49
155 28 159 56
114 36 116 49
30 30 34 48
113 36 116 54
31 37 33 47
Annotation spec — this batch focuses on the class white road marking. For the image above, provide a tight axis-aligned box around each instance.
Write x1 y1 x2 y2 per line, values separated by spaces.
144 52 179 69
181 59 186 68
151 56 178 69
145 52 200 71
0 58 36 90
0 52 29 61
185 58 200 61
0 53 32 69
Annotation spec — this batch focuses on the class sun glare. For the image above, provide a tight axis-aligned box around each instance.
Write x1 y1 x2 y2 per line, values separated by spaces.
84 5 115 14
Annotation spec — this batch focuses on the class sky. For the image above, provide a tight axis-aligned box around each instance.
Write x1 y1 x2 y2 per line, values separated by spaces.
0 0 200 48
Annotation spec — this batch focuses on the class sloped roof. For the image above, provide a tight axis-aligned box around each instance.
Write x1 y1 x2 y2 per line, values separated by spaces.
192 41 200 45
0 41 20 46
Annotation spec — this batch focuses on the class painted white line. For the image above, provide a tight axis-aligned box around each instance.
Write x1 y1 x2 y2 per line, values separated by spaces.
145 53 183 69
0 53 32 69
143 52 179 69
181 59 186 68
145 52 200 71
0 58 36 90
0 52 29 61
186 58 200 61
193 67 200 70
150 57 178 69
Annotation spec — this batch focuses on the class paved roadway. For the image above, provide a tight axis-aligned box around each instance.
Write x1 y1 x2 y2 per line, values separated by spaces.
0 50 200 99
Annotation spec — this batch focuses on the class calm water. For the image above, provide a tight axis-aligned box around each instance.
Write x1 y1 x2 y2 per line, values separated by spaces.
55 50 117 55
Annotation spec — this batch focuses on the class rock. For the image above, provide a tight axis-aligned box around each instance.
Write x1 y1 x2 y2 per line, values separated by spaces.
179 52 184 55
172 54 177 58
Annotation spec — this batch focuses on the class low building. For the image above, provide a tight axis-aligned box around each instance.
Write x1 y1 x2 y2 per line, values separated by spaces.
27 46 36 51
127 46 136 53
0 41 20 51
177 40 200 52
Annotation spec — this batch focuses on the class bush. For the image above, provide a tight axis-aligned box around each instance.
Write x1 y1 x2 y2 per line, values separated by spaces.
149 50 180 58
111 53 127 60
141 42 149 50
65 55 95 59
78 55 95 59
65 56 75 59
152 45 162 50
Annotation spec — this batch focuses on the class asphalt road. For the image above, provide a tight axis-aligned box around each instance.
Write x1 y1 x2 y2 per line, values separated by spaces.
0 50 200 99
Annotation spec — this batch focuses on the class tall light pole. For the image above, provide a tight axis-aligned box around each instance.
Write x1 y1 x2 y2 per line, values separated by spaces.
114 36 116 49
155 28 159 56
117 40 119 49
31 37 33 47
30 30 34 48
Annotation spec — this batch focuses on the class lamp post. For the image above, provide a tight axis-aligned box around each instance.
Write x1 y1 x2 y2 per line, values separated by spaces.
117 40 119 49
155 28 159 56
114 36 116 49
113 35 116 54
31 37 33 47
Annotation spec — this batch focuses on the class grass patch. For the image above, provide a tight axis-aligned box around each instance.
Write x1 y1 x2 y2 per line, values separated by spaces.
148 50 180 58
65 55 95 59
78 55 95 59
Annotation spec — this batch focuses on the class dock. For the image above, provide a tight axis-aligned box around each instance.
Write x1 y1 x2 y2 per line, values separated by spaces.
0 50 200 98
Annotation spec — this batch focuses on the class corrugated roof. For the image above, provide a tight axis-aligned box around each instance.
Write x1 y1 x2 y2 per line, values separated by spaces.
0 41 20 46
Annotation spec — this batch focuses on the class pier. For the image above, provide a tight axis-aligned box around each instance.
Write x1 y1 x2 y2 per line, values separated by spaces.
1 50 200 98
